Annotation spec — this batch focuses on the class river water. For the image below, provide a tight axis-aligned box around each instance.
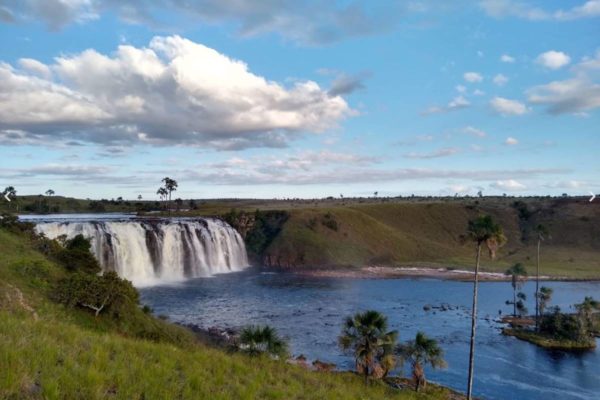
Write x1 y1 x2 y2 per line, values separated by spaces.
139 268 600 400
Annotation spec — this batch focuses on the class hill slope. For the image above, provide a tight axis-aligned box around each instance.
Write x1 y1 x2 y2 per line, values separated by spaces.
259 198 600 278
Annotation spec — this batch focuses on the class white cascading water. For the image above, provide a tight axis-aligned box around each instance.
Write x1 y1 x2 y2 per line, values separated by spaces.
35 219 249 286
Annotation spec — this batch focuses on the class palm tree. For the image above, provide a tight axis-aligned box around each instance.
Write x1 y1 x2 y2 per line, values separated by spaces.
516 292 528 317
161 177 178 202
505 263 528 317
339 310 398 384
396 332 447 392
239 325 288 359
537 286 553 318
465 215 506 400
534 224 549 331
156 187 168 209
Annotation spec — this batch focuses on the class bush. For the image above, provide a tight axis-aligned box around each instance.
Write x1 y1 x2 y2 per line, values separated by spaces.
54 234 101 274
54 271 139 318
321 212 339 231
540 308 588 342
0 213 35 234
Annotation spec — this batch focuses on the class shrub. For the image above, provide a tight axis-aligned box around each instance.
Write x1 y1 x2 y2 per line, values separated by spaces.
54 234 101 274
238 325 288 359
321 212 339 231
54 271 139 318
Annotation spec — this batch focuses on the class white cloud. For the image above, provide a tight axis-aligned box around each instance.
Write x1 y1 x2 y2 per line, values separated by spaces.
463 126 486 137
473 89 485 96
0 35 351 149
491 179 527 191
404 147 460 159
527 78 600 114
464 72 483 83
455 84 467 93
536 51 571 69
490 97 529 115
449 184 472 194
500 54 515 63
554 1 600 20
505 137 519 145
18 58 52 79
422 96 470 115
527 51 600 114
480 0 600 21
493 73 509 86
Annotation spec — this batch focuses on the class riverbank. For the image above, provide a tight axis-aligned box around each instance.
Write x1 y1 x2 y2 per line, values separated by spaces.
294 265 585 282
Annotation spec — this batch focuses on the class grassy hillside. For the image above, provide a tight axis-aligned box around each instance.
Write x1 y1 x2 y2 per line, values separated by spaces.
259 198 600 278
0 226 456 399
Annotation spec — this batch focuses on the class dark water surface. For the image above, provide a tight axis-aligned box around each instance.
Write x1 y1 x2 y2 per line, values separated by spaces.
139 269 600 400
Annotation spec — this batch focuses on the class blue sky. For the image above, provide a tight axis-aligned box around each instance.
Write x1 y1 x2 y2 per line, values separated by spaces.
0 0 599 199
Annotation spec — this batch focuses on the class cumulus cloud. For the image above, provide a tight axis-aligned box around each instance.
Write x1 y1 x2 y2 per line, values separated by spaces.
0 0 404 45
536 51 571 69
493 73 508 86
490 97 529 115
480 0 600 21
422 96 470 115
491 179 526 191
527 51 600 114
404 147 460 159
500 54 515 63
463 72 483 83
505 137 518 145
18 58 52 79
0 35 351 149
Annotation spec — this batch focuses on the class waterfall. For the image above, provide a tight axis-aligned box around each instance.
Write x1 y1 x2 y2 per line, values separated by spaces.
35 218 249 286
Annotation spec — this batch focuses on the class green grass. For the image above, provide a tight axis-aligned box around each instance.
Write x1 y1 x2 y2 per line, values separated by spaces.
260 200 600 278
0 227 456 399
502 328 597 351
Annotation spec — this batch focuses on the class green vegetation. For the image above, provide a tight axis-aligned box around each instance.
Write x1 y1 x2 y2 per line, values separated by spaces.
0 220 456 399
339 310 398 382
239 325 289 359
239 198 599 279
503 328 596 350
505 263 528 317
396 332 447 393
503 291 599 351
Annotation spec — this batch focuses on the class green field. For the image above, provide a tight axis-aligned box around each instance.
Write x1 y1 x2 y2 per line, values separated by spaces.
0 227 457 399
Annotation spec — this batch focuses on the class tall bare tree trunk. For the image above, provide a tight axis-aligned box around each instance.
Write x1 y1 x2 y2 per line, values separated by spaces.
535 238 540 331
513 285 517 317
467 243 481 400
